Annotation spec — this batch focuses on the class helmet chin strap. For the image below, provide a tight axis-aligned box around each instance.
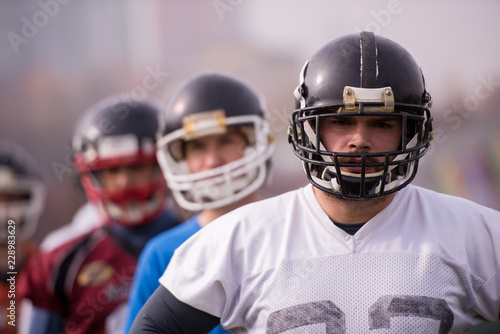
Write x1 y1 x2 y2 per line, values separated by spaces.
321 171 389 197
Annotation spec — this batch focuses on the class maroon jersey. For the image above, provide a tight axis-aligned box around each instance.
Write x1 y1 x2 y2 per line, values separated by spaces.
19 227 140 333
1 240 38 334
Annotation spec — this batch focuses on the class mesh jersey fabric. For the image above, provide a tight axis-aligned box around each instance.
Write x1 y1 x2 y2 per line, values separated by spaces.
161 184 500 333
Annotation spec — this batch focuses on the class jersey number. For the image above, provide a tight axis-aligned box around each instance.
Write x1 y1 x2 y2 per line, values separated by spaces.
266 295 453 334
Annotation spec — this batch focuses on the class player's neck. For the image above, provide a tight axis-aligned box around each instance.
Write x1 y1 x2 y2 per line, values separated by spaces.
312 186 396 224
198 192 261 227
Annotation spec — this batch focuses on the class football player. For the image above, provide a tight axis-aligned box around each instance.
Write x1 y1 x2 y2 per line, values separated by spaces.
40 201 101 252
0 141 45 334
18 95 181 333
131 32 500 333
124 72 274 333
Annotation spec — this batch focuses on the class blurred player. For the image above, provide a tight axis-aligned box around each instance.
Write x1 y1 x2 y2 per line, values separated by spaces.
0 140 45 334
18 95 181 333
41 202 101 251
130 32 500 333
124 72 274 333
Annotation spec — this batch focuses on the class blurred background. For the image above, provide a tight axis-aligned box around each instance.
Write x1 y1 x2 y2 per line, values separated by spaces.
2 0 500 237
0 0 499 331
1 0 499 237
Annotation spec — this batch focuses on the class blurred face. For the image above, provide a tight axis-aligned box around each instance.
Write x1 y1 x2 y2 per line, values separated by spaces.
184 129 247 174
0 192 27 202
0 192 30 242
98 163 158 190
318 115 402 173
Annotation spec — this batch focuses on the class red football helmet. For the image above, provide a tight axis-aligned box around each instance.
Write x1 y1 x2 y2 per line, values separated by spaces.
72 95 168 226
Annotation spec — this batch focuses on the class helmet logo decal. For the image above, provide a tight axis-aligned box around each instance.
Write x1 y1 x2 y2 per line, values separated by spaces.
77 260 115 287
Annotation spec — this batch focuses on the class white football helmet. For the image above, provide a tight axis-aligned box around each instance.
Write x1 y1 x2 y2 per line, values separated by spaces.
157 72 274 211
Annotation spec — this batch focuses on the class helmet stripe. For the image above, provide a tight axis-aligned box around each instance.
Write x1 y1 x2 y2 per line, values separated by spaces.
359 31 377 88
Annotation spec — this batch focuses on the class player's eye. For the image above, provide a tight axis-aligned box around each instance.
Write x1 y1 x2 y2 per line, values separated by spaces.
186 141 206 152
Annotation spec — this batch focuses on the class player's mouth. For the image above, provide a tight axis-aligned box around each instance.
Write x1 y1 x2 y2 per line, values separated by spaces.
338 158 381 174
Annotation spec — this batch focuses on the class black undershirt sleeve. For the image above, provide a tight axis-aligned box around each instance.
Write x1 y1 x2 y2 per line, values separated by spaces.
129 285 221 334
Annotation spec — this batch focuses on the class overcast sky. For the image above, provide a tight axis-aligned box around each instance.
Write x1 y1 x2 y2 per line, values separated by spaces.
238 0 500 108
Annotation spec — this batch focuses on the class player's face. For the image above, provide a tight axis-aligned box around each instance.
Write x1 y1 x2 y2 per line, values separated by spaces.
318 115 402 173
184 129 247 174
0 192 30 240
98 163 158 190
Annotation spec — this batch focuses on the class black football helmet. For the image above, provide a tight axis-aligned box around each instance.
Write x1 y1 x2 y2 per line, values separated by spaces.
0 141 46 243
289 31 434 200
157 72 274 211
72 95 168 225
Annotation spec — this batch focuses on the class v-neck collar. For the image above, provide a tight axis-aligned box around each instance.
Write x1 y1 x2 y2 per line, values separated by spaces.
301 184 407 253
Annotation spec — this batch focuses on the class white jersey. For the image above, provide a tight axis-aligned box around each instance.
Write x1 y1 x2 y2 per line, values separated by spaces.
161 184 500 333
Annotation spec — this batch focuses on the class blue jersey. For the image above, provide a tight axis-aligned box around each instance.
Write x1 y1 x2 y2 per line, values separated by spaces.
124 215 230 334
